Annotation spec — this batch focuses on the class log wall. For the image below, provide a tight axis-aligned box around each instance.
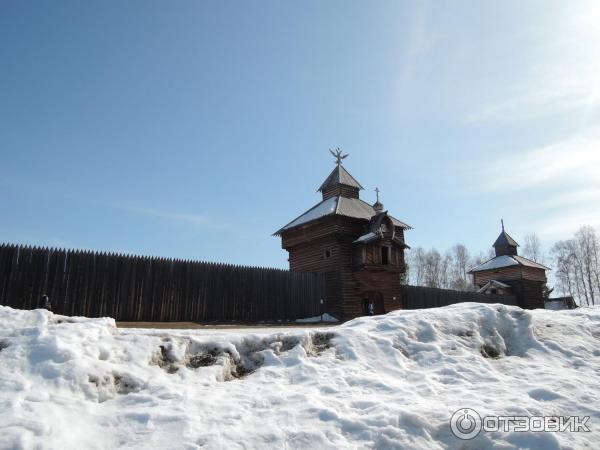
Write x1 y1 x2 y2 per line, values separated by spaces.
0 244 326 322
401 285 516 309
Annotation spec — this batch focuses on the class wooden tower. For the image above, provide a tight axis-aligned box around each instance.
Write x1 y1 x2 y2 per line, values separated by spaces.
469 222 550 309
274 150 411 321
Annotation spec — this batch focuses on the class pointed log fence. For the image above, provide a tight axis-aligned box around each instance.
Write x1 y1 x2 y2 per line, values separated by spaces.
0 244 325 322
401 284 516 309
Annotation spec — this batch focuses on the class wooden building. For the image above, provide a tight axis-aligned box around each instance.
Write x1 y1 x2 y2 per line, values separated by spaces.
274 150 411 320
469 224 550 309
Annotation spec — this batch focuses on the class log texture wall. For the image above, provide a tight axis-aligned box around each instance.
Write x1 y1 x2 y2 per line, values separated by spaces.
0 244 326 322
401 285 516 309
281 215 408 320
473 266 547 287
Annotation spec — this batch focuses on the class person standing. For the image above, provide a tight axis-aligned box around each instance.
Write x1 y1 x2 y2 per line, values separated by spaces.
41 294 52 311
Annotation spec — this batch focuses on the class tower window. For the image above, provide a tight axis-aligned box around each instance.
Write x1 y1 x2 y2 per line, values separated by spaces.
381 246 389 265
324 248 332 258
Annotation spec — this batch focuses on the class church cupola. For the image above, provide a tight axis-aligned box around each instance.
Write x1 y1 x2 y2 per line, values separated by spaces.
493 220 519 256
318 148 364 200
373 187 384 212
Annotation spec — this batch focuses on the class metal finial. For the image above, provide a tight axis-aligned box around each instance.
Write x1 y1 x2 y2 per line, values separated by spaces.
375 187 380 203
329 147 348 166
501 219 505 231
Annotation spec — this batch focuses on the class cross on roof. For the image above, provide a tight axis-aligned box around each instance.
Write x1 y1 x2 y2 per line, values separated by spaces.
329 148 348 166
375 187 380 202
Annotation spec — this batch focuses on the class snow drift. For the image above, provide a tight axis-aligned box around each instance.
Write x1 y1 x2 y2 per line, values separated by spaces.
1 303 598 449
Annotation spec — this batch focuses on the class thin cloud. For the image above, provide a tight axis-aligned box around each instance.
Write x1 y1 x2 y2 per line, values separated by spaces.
466 86 594 123
529 206 600 241
466 2 600 123
398 3 436 84
475 130 600 194
470 127 600 241
118 205 210 226
535 188 600 211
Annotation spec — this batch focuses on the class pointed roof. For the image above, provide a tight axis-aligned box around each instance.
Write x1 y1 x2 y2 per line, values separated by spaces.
493 230 519 248
493 221 519 248
317 165 364 192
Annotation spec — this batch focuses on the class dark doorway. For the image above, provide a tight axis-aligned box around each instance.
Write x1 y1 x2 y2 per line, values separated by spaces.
362 298 370 315
362 291 385 315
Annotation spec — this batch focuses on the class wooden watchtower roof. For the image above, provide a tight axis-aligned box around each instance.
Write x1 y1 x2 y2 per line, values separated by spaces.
318 164 364 200
469 222 550 309
469 223 550 274
274 149 411 235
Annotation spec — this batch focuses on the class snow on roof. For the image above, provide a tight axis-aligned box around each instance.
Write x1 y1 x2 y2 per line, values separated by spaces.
469 254 551 273
353 231 379 244
275 196 338 233
512 255 551 270
469 255 520 272
274 196 412 234
477 280 511 293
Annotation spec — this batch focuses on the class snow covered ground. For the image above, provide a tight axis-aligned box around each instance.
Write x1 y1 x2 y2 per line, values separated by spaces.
1 303 599 450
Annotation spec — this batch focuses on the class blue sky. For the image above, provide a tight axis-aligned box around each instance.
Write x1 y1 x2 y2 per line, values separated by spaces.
1 0 599 268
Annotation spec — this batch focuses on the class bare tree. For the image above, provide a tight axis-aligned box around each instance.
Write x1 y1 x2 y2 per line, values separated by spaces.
408 244 477 291
551 240 575 299
424 249 442 288
407 226 600 306
575 226 598 305
440 252 453 289
450 243 471 291
408 247 427 286
523 233 543 263
550 226 600 306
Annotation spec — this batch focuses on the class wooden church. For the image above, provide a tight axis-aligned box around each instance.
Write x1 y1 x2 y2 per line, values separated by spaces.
274 150 411 320
469 223 550 309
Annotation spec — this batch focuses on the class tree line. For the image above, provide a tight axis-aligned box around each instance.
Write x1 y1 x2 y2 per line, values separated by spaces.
551 226 600 306
407 225 600 306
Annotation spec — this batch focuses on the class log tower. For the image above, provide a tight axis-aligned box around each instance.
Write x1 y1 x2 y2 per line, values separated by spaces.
274 150 412 321
469 222 550 309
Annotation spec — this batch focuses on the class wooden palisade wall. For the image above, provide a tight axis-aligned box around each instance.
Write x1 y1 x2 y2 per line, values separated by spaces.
0 244 326 322
401 285 516 309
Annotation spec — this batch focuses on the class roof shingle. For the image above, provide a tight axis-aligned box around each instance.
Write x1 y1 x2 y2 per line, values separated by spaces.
469 254 550 273
274 196 412 235
318 165 364 192
493 230 519 248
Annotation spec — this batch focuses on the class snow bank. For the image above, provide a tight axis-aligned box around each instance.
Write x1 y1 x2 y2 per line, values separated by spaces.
295 313 338 323
1 303 599 449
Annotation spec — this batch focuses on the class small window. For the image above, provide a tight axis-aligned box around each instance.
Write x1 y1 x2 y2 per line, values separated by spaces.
491 288 497 294
324 248 332 258
381 247 389 265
